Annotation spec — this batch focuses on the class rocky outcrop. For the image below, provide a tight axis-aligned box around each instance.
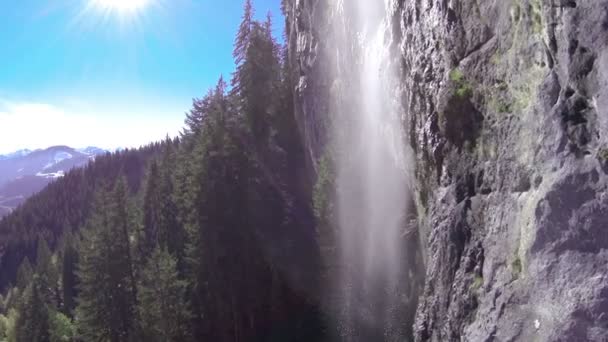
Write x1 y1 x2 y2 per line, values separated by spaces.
284 0 332 174
285 0 608 340
400 0 608 340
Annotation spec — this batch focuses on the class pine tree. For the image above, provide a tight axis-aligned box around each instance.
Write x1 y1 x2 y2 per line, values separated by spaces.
110 178 138 304
60 232 79 316
15 257 33 291
143 160 162 255
35 238 52 278
75 184 137 342
0 2 332 341
35 238 58 307
231 0 253 111
49 311 75 342
184 89 214 136
141 148 185 272
211 75 229 126
233 0 254 66
1 288 21 314
0 308 18 342
15 275 50 342
172 150 198 255
231 9 282 144
137 247 191 342
158 144 184 261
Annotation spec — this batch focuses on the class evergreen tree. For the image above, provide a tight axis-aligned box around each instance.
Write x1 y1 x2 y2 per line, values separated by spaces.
35 238 52 279
0 2 330 341
35 238 58 307
143 160 162 255
15 275 50 342
110 178 138 304
264 11 283 102
0 313 7 341
75 184 137 342
0 307 18 342
143 147 184 261
187 77 282 341
1 288 21 314
137 247 191 342
158 144 184 261
15 258 33 291
233 0 254 66
60 233 79 316
184 89 214 136
172 150 198 257
0 143 161 292
231 9 282 144
49 311 75 342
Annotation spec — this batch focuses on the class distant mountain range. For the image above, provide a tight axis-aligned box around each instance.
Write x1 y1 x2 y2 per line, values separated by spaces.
0 146 108 217
0 149 33 161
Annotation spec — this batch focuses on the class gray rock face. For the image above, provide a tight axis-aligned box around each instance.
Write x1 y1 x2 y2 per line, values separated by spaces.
286 0 608 340
284 0 332 174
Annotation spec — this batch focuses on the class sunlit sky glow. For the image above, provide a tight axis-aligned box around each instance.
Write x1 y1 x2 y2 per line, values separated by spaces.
92 0 150 13
0 0 282 153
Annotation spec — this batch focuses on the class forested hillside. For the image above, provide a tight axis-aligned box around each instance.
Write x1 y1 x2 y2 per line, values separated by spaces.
0 146 107 218
0 1 325 341
4 0 608 339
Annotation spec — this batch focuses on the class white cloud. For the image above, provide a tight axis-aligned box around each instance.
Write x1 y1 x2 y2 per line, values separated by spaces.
0 99 184 154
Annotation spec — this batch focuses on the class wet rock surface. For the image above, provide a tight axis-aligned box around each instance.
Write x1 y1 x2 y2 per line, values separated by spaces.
285 0 608 340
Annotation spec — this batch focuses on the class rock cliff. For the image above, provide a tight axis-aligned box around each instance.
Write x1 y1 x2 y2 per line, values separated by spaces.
285 0 608 340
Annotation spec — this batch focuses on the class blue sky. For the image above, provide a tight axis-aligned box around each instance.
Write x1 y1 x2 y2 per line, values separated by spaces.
0 0 283 153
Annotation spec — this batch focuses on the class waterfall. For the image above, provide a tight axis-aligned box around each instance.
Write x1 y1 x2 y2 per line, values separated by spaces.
329 0 414 340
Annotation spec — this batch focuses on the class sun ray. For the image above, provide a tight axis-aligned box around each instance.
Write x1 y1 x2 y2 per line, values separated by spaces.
69 0 160 35
91 0 150 14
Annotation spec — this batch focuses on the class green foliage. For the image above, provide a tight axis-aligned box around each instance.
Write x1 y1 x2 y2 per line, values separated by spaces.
143 160 163 254
15 258 33 291
531 0 543 34
456 85 473 98
0 289 20 314
35 238 59 306
510 3 521 23
35 238 53 276
75 183 137 342
449 68 464 82
49 311 74 342
471 275 483 291
598 147 608 162
232 6 282 144
137 248 191 342
0 309 18 342
489 95 513 114
512 256 522 278
0 143 162 291
60 233 79 316
490 52 501 65
11 239 61 341
0 313 8 341
233 0 254 65
449 68 473 98
15 276 50 342
496 101 512 113
0 1 328 341
142 148 184 262
313 152 335 224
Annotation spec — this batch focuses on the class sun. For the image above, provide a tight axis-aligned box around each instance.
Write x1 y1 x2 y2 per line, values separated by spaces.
91 0 149 13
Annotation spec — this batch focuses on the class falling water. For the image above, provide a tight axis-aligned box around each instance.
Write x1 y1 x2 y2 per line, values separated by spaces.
330 0 413 340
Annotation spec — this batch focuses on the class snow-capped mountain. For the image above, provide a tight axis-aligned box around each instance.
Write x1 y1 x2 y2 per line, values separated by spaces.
0 149 33 161
77 146 108 156
0 146 108 217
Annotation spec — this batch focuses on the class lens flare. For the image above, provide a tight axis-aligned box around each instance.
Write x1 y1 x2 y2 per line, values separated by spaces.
91 0 149 13
77 0 156 31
